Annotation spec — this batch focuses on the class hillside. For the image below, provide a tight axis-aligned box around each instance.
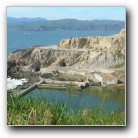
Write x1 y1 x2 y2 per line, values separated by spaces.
7 18 125 31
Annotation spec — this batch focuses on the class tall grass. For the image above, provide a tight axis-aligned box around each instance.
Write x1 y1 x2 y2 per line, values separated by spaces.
7 94 125 125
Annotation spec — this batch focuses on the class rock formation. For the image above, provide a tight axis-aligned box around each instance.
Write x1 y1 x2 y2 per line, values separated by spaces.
58 28 125 50
7 29 125 84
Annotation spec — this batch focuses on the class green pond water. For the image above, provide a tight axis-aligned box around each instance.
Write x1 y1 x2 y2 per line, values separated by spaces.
24 86 125 113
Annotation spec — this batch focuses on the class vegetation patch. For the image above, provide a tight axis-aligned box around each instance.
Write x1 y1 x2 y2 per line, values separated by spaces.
53 73 86 82
111 70 125 77
115 50 124 58
7 93 125 125
113 63 125 68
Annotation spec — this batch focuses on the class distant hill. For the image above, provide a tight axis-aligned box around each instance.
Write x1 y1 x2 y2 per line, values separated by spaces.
7 18 125 31
7 17 46 24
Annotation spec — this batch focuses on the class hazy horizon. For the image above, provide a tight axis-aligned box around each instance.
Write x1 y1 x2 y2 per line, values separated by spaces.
7 16 125 22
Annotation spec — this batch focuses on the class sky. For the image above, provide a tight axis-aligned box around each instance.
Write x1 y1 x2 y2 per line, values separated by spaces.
7 7 126 21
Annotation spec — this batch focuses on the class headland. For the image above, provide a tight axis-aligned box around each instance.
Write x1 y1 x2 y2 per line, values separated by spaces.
7 28 125 94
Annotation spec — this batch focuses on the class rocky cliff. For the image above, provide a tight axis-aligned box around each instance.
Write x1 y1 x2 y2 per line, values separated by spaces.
58 28 125 50
7 29 125 80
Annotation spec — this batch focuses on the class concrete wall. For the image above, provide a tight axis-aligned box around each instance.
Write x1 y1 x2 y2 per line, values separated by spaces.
45 79 86 87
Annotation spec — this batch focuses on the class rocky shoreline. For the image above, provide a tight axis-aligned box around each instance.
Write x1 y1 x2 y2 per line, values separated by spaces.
7 29 125 92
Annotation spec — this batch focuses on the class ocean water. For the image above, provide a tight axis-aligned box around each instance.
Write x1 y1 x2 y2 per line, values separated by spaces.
7 30 119 55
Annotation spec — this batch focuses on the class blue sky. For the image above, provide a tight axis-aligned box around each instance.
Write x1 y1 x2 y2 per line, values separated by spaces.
7 7 126 21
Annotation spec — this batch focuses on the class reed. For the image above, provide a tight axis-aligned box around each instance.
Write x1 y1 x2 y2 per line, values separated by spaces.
7 93 125 125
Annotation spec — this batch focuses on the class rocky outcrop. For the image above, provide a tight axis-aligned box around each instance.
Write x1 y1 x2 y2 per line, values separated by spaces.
58 28 125 50
7 29 125 81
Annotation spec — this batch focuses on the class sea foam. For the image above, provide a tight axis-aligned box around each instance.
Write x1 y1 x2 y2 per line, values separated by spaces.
7 78 28 90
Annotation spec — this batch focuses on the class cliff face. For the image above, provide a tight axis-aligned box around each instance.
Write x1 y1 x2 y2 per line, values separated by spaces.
7 29 125 78
58 29 125 50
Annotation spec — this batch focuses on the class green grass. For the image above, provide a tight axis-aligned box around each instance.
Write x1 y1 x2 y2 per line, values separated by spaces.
113 63 125 68
7 93 125 125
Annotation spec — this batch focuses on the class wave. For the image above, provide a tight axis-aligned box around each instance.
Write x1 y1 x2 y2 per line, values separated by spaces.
7 77 28 90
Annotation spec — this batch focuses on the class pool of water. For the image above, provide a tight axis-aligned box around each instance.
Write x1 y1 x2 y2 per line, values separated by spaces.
24 86 125 113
